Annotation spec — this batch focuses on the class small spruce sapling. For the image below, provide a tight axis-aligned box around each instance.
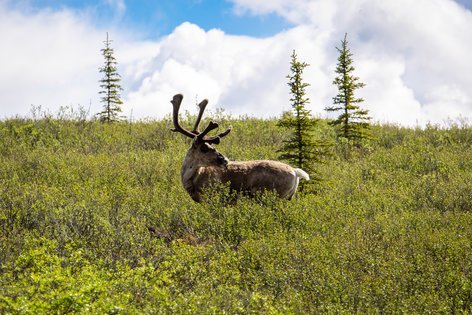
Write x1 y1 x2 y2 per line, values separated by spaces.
326 33 371 146
98 32 124 123
278 50 332 186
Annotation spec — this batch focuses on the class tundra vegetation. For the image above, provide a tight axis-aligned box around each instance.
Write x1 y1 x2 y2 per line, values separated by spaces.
0 109 471 313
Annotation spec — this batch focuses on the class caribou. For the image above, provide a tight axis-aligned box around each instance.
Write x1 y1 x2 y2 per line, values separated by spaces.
171 94 310 202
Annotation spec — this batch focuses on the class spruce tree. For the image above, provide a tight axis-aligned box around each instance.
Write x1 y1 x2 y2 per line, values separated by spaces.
326 33 371 144
98 32 124 123
278 50 331 183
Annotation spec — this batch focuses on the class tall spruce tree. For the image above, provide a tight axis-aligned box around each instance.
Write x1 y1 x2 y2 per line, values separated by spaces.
278 50 331 183
326 33 371 144
98 32 124 123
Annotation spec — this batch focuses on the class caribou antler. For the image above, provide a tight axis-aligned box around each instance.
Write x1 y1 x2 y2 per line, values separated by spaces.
171 94 197 139
170 94 232 143
202 124 233 144
196 121 221 144
192 99 208 133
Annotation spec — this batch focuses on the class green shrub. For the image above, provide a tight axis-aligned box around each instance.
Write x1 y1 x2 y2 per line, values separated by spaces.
0 117 471 313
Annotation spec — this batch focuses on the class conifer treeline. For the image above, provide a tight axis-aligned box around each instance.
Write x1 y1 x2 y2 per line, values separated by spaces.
96 32 371 183
278 34 371 183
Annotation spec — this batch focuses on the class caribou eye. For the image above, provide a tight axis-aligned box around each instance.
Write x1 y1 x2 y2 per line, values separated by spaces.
200 145 209 153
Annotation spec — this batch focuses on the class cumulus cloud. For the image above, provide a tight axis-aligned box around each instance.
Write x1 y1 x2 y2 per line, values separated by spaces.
125 0 472 125
127 23 293 118
124 22 337 119
0 2 157 118
0 0 471 126
227 0 472 125
0 4 101 117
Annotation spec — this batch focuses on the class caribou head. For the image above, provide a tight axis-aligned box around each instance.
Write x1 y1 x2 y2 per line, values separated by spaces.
171 94 309 202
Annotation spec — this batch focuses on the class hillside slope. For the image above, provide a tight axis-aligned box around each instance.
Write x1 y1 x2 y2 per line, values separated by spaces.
1 117 471 313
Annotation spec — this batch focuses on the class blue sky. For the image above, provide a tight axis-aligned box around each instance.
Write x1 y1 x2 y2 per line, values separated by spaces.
1 0 472 125
14 0 472 38
10 0 294 38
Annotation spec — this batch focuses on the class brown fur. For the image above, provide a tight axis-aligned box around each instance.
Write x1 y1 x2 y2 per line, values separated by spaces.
171 93 309 202
181 141 308 202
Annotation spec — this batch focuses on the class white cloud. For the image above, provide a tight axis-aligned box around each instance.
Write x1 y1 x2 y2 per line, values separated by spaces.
0 0 471 126
105 0 126 21
124 23 333 119
423 85 470 123
356 57 424 126
0 4 101 117
227 0 472 125
0 2 157 118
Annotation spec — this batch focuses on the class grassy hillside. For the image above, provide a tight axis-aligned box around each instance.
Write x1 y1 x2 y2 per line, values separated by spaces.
0 115 471 313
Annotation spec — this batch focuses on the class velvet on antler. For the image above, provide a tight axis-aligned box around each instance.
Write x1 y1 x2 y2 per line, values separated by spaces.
171 94 231 144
